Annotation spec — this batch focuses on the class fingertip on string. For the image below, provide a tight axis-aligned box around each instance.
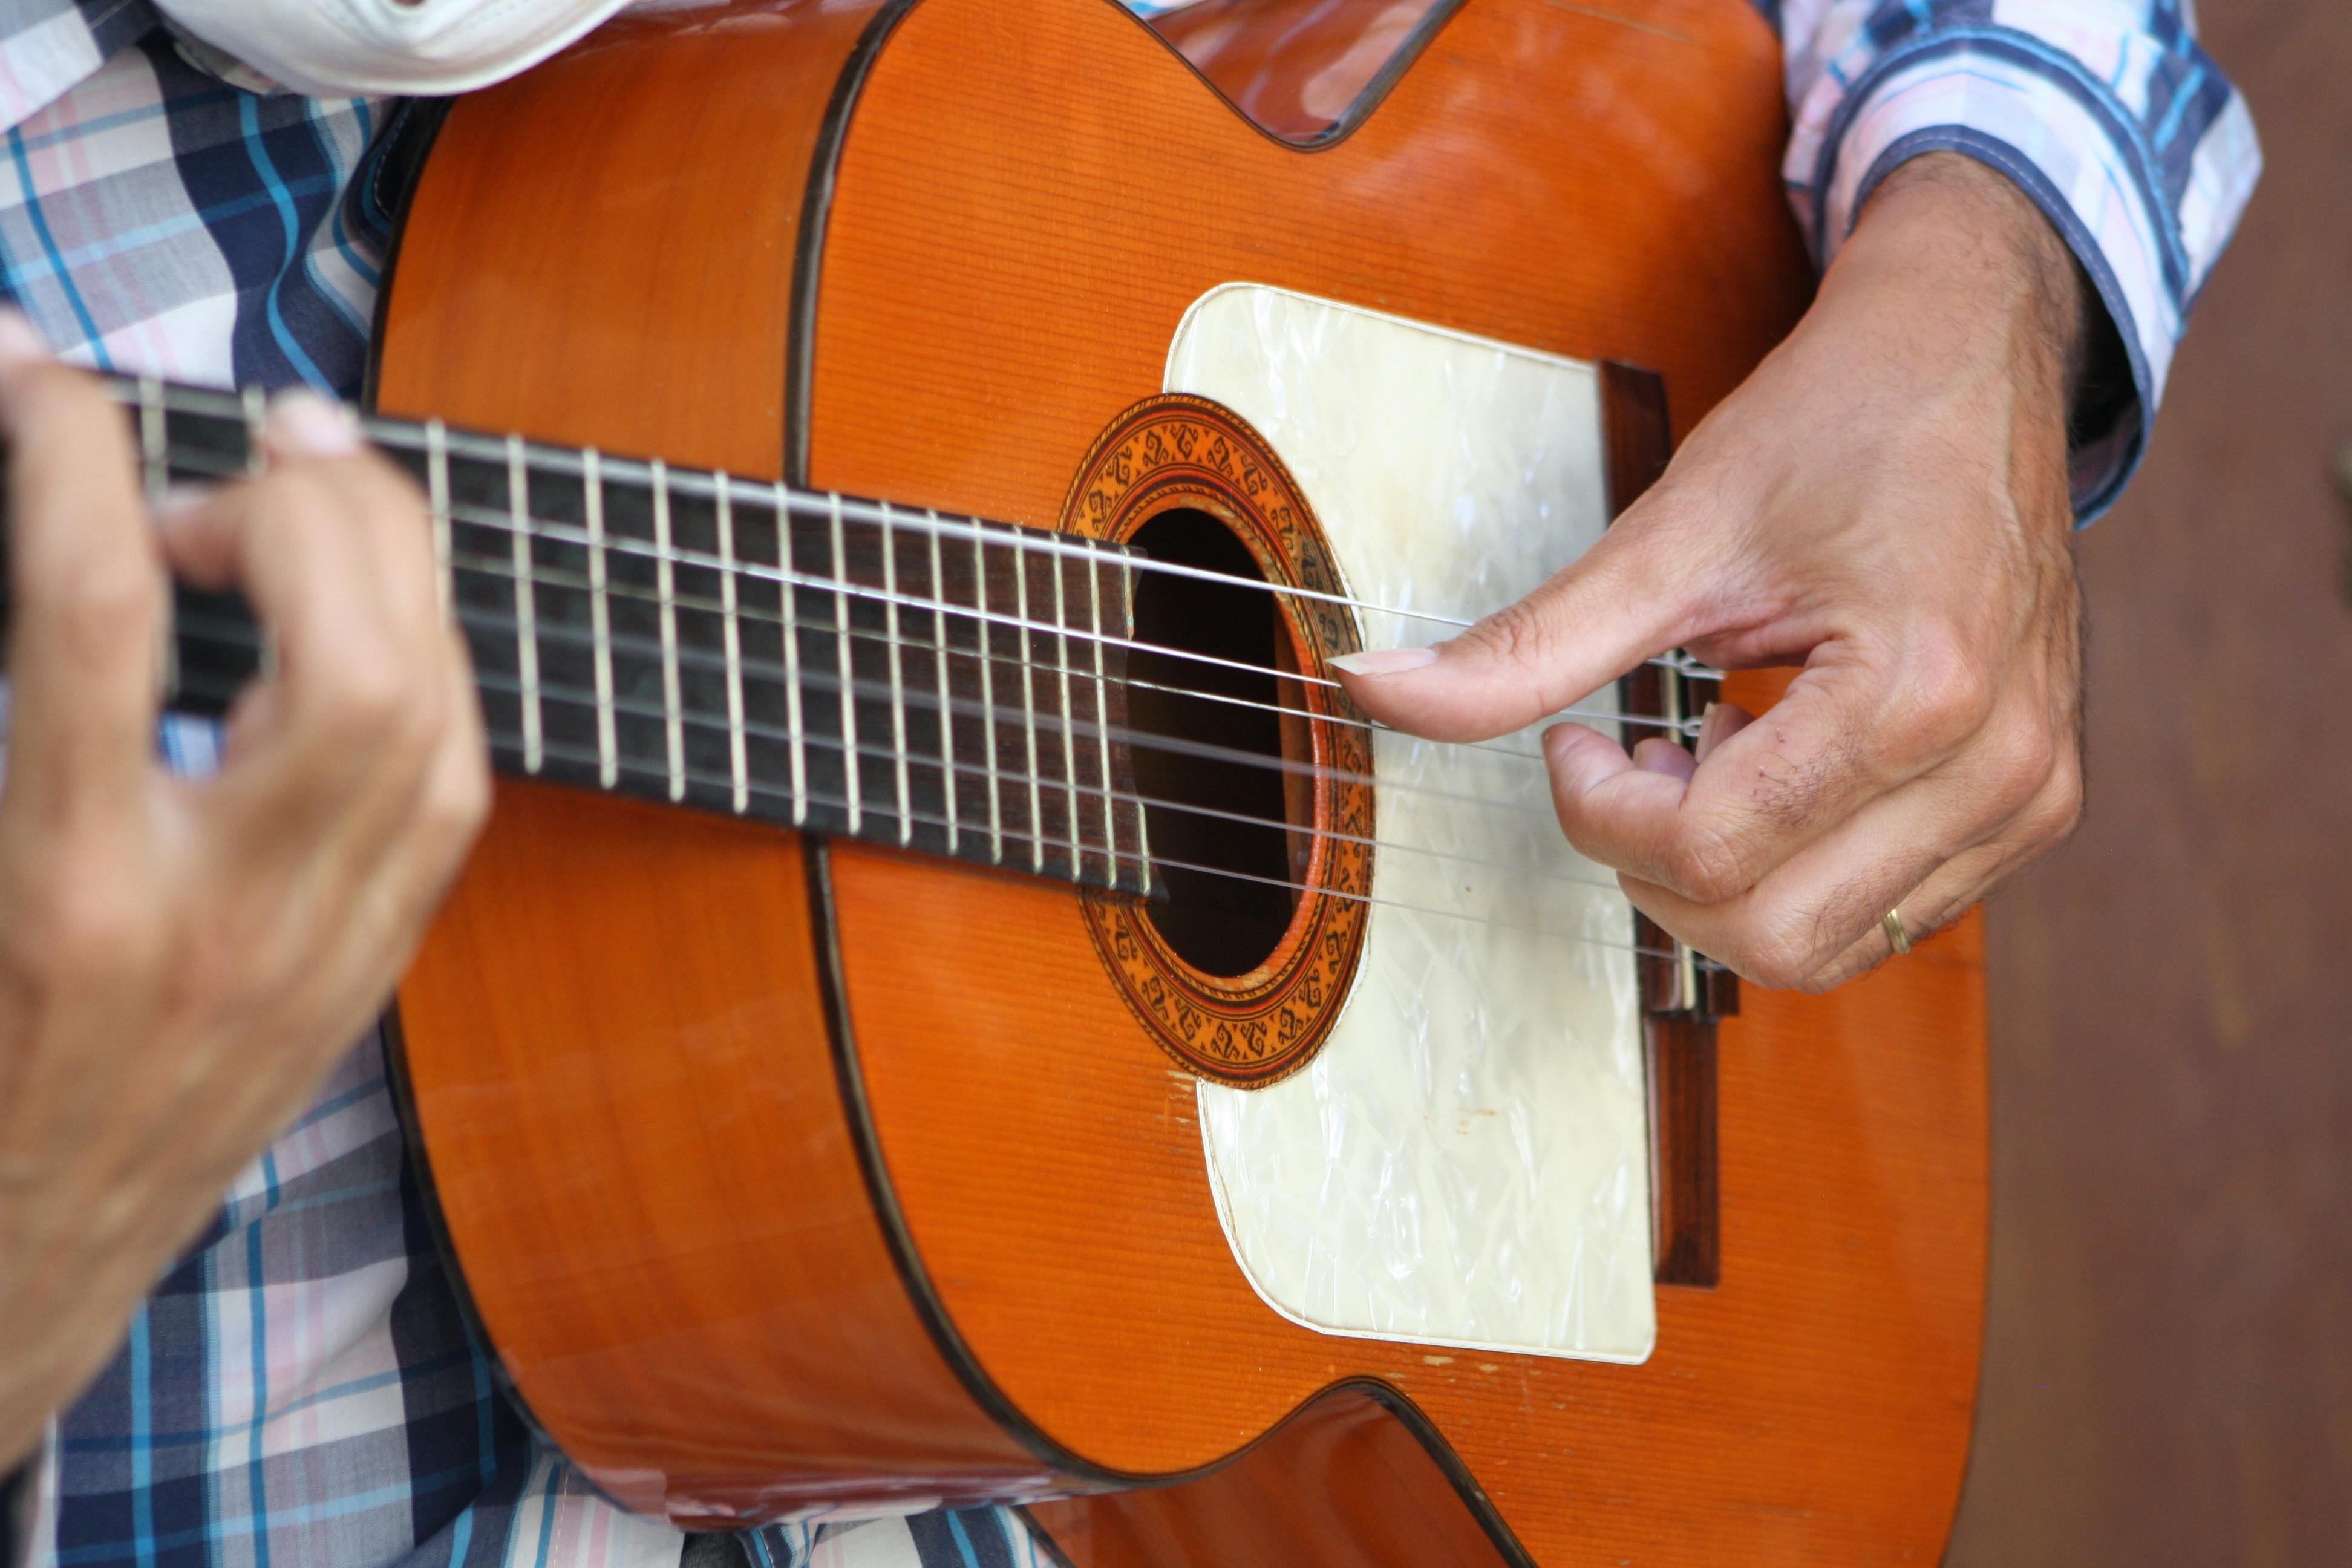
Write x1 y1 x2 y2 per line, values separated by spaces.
1329 645 1440 677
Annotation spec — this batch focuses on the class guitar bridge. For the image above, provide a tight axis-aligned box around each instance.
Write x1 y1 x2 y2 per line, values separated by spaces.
1603 361 1737 1290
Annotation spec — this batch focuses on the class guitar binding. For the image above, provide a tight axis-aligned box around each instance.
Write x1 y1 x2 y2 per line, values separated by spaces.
1069 394 1373 1090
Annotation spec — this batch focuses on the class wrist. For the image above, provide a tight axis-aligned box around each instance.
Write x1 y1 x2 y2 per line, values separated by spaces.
1823 151 2089 407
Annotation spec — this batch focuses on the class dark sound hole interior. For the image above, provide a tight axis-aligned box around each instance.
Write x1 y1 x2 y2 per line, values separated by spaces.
1126 508 1308 978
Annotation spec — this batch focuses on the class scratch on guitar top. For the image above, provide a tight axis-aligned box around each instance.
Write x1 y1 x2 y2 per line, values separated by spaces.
1158 1070 1198 1131
1423 1355 1454 1366
1539 0 1692 41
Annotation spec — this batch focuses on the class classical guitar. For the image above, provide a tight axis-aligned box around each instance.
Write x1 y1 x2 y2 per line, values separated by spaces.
70 0 1988 1561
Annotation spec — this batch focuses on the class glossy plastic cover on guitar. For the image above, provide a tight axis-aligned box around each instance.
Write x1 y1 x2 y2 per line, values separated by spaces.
1167 284 1654 1364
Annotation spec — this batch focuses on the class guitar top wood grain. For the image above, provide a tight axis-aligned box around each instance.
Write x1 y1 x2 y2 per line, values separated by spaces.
381 0 1987 1561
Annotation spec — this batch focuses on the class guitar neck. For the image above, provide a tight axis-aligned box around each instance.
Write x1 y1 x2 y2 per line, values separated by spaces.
7 375 1155 898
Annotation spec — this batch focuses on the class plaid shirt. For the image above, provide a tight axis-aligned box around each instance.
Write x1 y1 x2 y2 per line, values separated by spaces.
1 0 2255 1565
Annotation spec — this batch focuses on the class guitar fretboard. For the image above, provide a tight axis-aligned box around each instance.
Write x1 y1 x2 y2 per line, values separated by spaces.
15 377 1155 898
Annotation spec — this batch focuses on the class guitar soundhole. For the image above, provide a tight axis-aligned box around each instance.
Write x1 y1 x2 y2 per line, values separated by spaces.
1070 393 1368 1088
1125 508 1308 977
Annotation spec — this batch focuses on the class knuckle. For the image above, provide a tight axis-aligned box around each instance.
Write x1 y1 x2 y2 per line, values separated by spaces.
419 756 492 849
52 558 158 665
36 872 162 984
2051 759 2085 824
2024 759 2085 846
1465 596 1556 672
1718 881 1888 992
1726 929 1814 992
1883 630 1996 759
328 660 408 734
316 656 435 757
1659 826 1751 904
1981 719 2059 819
1792 962 1859 996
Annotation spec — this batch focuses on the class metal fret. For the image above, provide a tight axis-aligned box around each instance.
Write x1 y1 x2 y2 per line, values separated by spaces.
582 447 618 790
424 420 452 622
137 376 166 506
1010 526 1045 874
714 472 749 815
972 520 1004 864
878 500 913 845
1083 534 1117 884
1122 551 1149 877
828 491 861 835
1659 661 1700 1013
1049 538 1080 883
241 385 274 693
139 377 175 704
240 387 266 477
650 459 685 802
927 511 958 855
95 373 1162 896
506 434 543 774
777 482 807 826
238 390 281 690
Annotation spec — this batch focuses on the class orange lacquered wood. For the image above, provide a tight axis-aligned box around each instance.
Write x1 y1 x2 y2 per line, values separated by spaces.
1027 1385 1515 1566
392 788 1051 1512
382 0 1988 1557
381 0 1055 1513
375 0 875 470
828 848 1984 1563
814 0 1981 1560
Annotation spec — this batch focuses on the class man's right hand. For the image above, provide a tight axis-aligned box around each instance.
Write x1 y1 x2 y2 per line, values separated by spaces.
1334 154 2088 993
0 315 489 1471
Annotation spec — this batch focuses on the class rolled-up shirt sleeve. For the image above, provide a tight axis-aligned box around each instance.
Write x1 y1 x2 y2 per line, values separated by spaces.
1777 0 2261 518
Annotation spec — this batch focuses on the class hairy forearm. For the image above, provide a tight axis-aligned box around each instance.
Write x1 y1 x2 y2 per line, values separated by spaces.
1 1177 204 1470
1828 151 2091 452
4 1013 254 1472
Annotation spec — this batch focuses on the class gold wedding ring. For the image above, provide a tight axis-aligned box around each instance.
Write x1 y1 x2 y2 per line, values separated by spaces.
1883 907 1912 956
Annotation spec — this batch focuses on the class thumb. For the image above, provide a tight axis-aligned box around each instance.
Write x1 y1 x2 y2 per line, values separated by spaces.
1330 514 1708 743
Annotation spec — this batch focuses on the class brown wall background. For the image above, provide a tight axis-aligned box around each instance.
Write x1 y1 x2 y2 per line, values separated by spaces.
1944 1 2352 1561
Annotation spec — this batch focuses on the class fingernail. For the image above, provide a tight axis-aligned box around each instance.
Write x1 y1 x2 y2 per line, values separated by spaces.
0 309 49 367
266 390 363 457
1544 719 1606 760
1329 647 1439 677
155 482 216 520
1542 722 1616 794
1636 736 1698 785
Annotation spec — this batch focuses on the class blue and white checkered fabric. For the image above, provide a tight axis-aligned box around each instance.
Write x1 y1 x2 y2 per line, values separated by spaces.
1779 0 2259 515
0 5 382 393
1 0 2256 1566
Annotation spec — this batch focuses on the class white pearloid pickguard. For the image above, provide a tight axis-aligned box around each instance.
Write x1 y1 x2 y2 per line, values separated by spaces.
1165 284 1653 1364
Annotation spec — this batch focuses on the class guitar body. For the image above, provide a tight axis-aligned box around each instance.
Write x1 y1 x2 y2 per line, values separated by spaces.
379 1 1988 1562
